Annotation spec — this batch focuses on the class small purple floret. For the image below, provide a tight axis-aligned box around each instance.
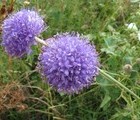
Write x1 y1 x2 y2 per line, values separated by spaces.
38 32 100 94
2 9 44 58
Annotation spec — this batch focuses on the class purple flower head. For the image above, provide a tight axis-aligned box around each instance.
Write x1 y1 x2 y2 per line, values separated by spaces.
38 32 100 94
2 9 44 58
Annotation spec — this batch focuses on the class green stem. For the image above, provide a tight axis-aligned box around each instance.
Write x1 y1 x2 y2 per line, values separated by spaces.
99 68 140 99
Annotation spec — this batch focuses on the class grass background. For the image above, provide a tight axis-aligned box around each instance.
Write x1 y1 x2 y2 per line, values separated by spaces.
0 0 140 120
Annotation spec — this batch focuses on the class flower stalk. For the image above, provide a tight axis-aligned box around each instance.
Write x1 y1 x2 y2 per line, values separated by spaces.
35 37 47 46
99 68 140 99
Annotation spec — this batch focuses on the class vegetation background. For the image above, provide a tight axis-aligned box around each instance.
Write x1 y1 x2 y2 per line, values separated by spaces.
0 0 140 120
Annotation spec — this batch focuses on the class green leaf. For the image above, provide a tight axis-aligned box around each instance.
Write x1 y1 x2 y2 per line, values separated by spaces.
100 93 111 108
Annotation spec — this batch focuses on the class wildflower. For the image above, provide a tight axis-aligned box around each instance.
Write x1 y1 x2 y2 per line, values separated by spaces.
2 9 44 58
38 32 100 94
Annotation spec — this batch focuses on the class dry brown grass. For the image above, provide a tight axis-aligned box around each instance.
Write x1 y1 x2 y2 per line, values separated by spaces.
0 0 15 33
0 81 28 112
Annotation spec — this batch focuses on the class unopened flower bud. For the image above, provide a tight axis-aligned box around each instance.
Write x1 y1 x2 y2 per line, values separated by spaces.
123 64 132 73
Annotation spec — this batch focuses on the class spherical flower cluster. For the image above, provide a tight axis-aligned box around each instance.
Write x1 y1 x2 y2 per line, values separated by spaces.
2 9 44 58
38 33 100 94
